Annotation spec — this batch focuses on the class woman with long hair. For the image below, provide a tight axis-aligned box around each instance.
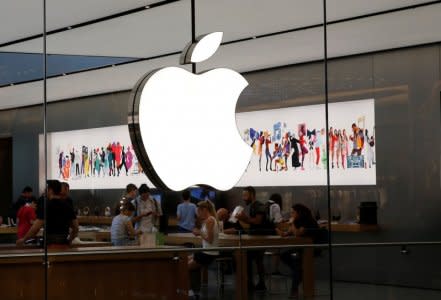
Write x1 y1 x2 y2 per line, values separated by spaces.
276 203 320 299
188 200 219 299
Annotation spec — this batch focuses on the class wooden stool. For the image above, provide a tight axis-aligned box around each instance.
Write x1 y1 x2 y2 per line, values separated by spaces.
264 250 289 293
215 256 234 296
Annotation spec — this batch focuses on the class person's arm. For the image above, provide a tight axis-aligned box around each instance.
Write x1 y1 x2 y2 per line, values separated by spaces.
131 211 151 224
176 205 181 221
68 219 79 243
125 220 137 237
16 219 44 246
236 211 263 225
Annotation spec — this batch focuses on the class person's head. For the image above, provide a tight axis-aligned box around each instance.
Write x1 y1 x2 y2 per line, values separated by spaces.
291 203 314 221
138 184 150 201
269 193 283 209
60 182 70 199
46 180 61 199
125 183 137 199
30 197 38 209
242 186 256 205
217 208 230 222
182 189 191 201
342 129 346 136
197 200 217 221
120 201 135 217
351 123 357 132
22 186 33 198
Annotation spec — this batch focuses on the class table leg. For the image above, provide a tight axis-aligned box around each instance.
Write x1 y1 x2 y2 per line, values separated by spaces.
234 249 248 300
302 248 314 297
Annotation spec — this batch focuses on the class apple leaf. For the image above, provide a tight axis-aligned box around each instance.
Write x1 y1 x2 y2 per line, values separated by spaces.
190 32 223 63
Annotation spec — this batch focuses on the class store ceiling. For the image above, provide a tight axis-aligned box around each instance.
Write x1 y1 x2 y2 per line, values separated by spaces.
0 0 439 110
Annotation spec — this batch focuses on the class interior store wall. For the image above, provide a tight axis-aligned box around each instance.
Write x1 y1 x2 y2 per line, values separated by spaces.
0 44 439 289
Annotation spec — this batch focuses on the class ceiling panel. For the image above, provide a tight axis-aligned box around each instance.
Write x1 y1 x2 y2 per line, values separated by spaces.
199 3 441 72
0 55 190 110
0 0 434 57
196 0 433 42
0 0 162 45
0 1 190 57
1 2 440 110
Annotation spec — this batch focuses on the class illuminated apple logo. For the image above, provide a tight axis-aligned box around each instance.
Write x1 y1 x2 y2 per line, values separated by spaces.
128 32 252 191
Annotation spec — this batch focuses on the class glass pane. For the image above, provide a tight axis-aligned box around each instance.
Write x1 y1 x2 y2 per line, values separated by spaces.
198 0 329 298
327 0 441 297
333 244 441 299
0 1 45 299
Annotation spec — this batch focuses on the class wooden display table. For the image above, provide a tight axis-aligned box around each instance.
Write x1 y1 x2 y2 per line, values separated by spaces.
165 233 314 300
77 216 112 225
320 222 380 232
0 226 17 234
0 246 188 300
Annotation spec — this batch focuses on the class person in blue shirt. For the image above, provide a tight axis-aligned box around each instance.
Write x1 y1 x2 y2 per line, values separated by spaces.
176 190 197 233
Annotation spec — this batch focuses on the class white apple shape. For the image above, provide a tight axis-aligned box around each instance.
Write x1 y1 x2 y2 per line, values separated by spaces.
129 32 252 191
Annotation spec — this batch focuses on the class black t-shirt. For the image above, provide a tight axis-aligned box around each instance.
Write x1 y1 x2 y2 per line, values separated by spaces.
293 217 320 240
37 197 76 244
248 201 270 235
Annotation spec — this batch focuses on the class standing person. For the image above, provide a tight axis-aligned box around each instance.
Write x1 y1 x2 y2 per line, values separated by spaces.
107 143 114 176
188 200 220 299
282 133 291 171
314 129 323 168
17 180 78 247
100 147 106 177
114 184 138 216
277 204 320 299
118 146 128 176
131 184 162 233
268 193 284 225
115 142 123 175
60 182 74 209
341 129 349 169
289 133 301 169
70 148 75 177
126 146 133 174
235 186 267 291
264 131 272 171
111 201 138 246
350 123 361 156
75 148 80 177
176 190 197 233
365 129 375 168
9 186 34 226
16 198 37 239
257 132 264 172
335 130 343 168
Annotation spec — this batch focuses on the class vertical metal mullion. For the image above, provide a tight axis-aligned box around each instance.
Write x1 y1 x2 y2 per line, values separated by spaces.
323 0 334 299
42 0 48 299
191 0 196 74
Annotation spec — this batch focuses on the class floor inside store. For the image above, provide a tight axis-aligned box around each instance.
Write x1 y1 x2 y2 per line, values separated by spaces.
198 269 441 300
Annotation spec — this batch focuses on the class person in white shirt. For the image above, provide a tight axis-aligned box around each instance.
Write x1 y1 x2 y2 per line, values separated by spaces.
268 193 284 224
131 184 162 233
188 200 219 299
